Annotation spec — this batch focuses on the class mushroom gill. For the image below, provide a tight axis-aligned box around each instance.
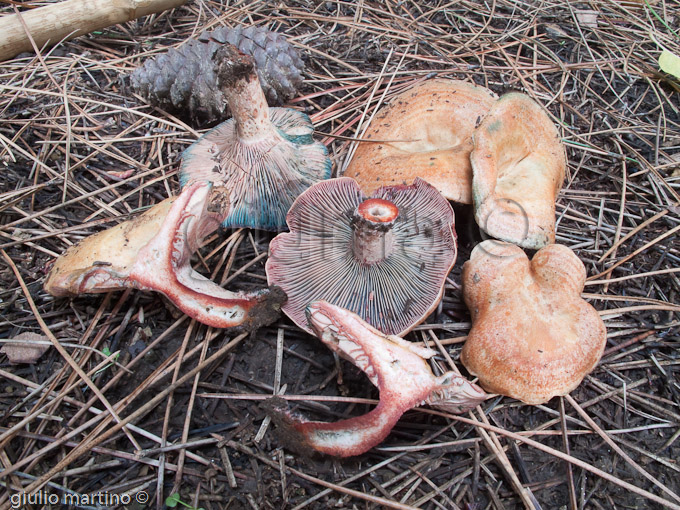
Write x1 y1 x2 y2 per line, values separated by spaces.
266 177 457 336
179 43 331 231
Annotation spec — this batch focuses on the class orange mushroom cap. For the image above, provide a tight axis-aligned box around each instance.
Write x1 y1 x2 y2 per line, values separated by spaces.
470 93 566 249
460 240 606 405
343 79 498 203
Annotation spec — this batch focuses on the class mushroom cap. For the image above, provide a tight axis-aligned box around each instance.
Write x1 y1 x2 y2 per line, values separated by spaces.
470 93 566 249
343 79 498 203
460 240 606 405
265 177 457 336
44 199 175 296
180 107 332 231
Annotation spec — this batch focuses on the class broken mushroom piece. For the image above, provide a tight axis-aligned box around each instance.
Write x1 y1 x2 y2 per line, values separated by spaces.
266 177 457 336
268 301 488 457
179 43 331 231
1 332 50 364
44 182 286 330
460 240 607 405
470 93 566 249
343 79 498 204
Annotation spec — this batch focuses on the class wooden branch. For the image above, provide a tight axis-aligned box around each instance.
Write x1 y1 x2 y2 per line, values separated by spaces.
0 0 188 62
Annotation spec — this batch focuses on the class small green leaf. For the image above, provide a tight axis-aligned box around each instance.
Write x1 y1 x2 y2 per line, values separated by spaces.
659 49 680 80
102 347 111 357
165 493 181 507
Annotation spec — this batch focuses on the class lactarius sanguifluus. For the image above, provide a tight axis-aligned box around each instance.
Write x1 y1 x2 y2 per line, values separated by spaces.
269 301 488 457
471 93 566 249
343 79 497 204
179 43 331 231
460 240 607 405
44 182 286 330
266 177 457 336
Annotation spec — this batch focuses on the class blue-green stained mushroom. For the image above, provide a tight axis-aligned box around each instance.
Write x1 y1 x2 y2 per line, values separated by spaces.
179 44 331 231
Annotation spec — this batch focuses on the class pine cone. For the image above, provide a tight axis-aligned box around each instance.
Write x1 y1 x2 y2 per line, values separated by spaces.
131 25 305 124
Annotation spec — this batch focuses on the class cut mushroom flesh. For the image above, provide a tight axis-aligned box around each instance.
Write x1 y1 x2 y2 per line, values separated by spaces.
44 182 286 330
268 301 487 457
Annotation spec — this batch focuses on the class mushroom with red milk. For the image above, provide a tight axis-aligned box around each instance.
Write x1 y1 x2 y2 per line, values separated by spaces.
265 177 457 336
44 182 286 330
179 43 331 231
268 300 488 457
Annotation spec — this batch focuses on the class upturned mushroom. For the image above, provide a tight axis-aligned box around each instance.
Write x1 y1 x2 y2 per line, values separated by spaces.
343 79 498 204
44 182 286 330
268 301 488 457
265 177 457 336
460 240 607 405
179 43 331 231
470 93 566 249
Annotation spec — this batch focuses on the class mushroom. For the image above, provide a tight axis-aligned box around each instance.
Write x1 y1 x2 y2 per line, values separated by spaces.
460 240 607 405
470 93 566 249
44 182 286 330
343 79 498 204
179 43 331 231
268 301 488 457
265 177 457 336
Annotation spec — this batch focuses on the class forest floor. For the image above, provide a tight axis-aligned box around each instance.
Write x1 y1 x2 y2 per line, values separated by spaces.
0 0 679 509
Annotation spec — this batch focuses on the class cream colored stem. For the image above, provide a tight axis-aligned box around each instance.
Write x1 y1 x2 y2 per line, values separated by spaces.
223 70 272 141
352 221 394 266
0 0 187 62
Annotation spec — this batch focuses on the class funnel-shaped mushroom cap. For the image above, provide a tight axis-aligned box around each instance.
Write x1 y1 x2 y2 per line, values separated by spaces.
471 93 566 249
265 177 457 336
460 241 606 405
44 183 286 330
179 44 331 231
267 301 488 457
343 79 497 204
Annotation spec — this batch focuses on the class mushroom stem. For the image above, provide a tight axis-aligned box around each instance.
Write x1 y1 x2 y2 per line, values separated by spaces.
351 198 399 265
180 43 331 231
215 44 273 142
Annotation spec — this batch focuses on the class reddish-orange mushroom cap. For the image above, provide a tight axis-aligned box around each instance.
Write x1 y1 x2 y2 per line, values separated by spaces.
470 93 566 249
265 177 457 336
460 240 607 405
343 79 498 204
